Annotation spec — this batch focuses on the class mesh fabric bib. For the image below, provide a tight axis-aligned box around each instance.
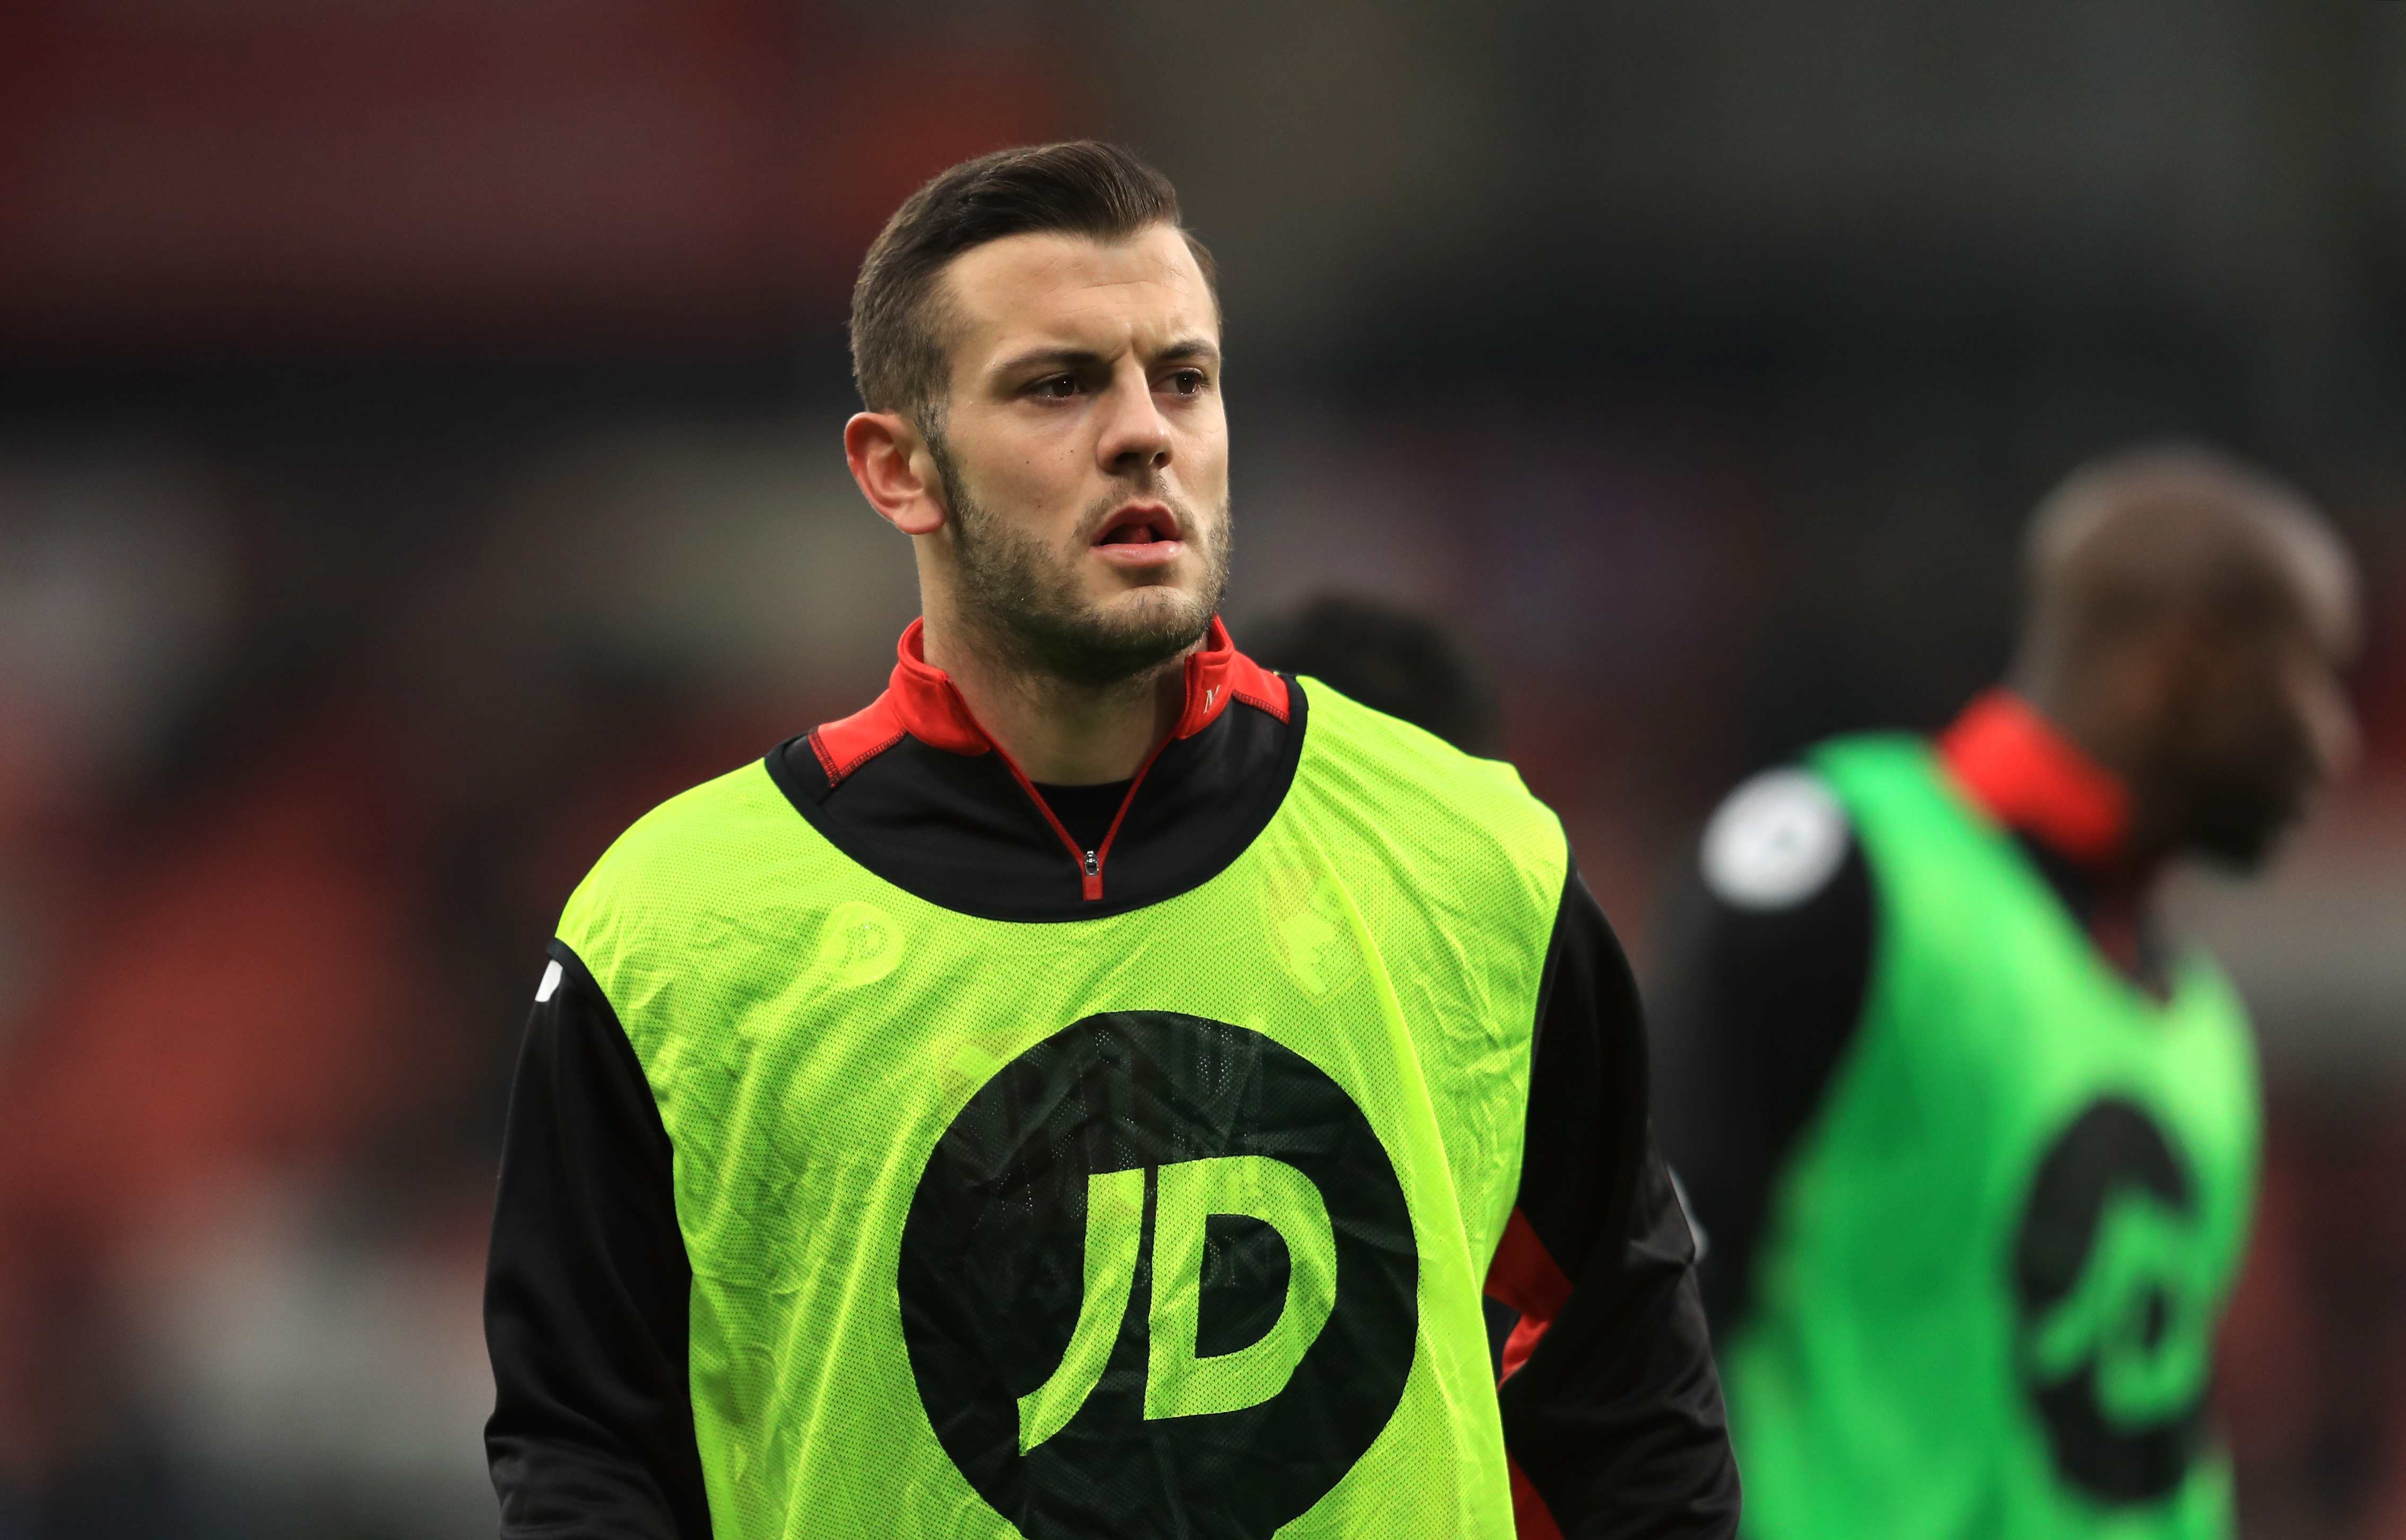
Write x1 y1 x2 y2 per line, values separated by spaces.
1724 735 2259 1540
557 683 1568 1539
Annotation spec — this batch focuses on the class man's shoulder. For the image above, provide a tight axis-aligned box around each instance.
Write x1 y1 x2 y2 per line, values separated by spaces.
1696 764 1860 915
1295 673 1517 783
556 756 806 953
1291 677 1565 892
1694 728 1966 911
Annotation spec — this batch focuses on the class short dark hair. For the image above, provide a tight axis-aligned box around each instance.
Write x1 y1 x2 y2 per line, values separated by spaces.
1245 595 1502 756
848 141 1218 427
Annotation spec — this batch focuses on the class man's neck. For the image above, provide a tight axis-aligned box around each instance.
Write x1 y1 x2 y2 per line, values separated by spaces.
1965 683 2162 880
2011 670 2176 874
920 615 1187 786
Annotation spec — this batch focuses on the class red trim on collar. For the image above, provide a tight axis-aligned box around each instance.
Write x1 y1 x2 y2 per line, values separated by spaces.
806 616 1288 788
1177 616 1289 735
1938 690 2131 868
805 619 984 785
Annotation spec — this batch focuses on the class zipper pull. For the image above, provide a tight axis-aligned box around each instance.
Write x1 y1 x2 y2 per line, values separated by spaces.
1083 850 1099 876
1082 850 1103 902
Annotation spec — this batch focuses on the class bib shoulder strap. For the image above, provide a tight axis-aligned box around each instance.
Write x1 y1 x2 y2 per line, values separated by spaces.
557 759 813 1008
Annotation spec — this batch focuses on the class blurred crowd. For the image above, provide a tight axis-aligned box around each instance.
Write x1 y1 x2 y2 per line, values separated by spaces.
3 1 2406 1536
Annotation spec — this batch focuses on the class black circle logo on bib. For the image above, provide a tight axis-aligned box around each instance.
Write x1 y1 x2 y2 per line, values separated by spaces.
899 1011 1417 1539
2012 1098 2210 1504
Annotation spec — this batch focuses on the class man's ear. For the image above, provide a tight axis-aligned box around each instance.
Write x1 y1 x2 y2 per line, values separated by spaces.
846 411 949 536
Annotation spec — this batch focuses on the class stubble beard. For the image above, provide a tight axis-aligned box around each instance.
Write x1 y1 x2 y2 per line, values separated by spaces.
932 436 1232 690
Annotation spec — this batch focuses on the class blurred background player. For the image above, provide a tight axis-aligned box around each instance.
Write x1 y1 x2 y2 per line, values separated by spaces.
1651 443 2361 1539
1245 595 1501 756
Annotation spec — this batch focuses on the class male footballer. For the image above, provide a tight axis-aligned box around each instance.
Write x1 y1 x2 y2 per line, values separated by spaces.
484 142 1738 1539
1653 445 2360 1538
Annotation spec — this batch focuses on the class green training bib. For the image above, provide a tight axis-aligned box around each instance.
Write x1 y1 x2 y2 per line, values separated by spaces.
556 683 1569 1539
1723 735 2260 1540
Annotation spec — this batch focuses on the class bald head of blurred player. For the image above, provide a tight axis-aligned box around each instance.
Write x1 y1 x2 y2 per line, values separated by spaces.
2009 445 2361 871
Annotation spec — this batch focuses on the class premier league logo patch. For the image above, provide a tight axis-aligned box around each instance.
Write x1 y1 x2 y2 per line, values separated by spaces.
898 1012 1417 1538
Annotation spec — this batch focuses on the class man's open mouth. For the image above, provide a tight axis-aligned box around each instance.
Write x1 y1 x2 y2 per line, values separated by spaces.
1093 503 1183 546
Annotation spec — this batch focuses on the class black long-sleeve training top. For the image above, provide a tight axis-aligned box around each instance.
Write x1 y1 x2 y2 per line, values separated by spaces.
484 622 1739 1539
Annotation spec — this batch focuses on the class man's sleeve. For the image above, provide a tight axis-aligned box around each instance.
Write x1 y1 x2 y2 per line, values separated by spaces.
1646 770 1875 1338
484 942 714 1539
1485 863 1742 1539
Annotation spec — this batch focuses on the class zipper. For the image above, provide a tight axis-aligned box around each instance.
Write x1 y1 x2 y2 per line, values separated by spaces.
972 717 1176 903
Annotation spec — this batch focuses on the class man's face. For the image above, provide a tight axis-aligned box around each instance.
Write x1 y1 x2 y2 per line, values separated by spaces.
2176 547 2361 869
924 223 1230 685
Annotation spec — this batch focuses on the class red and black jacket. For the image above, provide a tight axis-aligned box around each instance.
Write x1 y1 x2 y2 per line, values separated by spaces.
483 620 1740 1539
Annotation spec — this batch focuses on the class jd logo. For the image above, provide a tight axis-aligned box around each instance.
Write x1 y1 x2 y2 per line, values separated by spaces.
899 1012 1417 1539
2012 1099 2211 1504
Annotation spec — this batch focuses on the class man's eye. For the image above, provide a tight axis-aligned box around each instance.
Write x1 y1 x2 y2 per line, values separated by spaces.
1166 370 1205 396
1033 376 1078 399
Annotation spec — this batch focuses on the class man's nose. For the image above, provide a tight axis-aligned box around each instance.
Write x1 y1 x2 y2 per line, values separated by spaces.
1095 369 1172 475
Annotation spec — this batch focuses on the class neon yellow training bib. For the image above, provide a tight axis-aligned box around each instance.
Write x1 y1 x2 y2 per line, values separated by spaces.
557 683 1570 1539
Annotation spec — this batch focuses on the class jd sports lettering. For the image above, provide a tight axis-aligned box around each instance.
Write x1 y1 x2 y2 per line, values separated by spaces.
899 1012 1417 1540
1017 1155 1338 1451
2014 1099 2212 1502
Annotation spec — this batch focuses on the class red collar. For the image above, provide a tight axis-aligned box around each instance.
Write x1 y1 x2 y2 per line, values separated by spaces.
809 616 1289 787
1938 690 2130 869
